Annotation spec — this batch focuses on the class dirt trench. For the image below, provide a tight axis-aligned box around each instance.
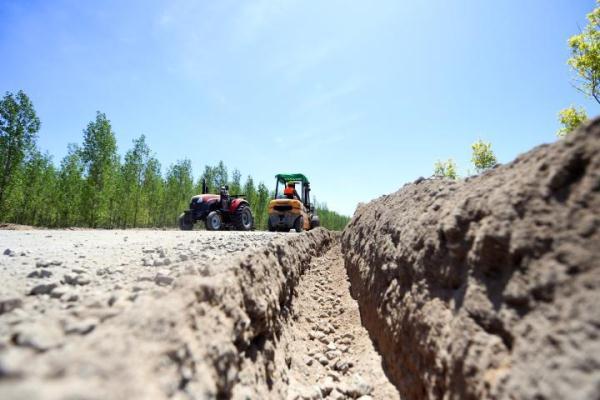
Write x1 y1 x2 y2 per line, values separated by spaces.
278 245 399 400
0 229 399 399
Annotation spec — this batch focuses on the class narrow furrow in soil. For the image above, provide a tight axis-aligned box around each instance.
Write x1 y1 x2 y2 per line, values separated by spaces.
284 244 400 400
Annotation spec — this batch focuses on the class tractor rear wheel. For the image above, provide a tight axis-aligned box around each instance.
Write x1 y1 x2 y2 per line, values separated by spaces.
234 205 254 231
268 219 276 232
179 213 193 231
205 211 222 231
294 216 304 233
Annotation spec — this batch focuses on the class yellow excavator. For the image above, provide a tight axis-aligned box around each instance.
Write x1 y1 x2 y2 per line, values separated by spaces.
267 173 320 232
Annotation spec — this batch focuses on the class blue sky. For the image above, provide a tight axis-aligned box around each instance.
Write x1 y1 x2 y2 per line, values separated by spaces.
1 0 598 215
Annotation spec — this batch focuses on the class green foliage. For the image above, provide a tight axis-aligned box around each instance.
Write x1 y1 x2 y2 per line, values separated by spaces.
80 112 118 227
568 1 600 103
0 90 40 214
162 160 194 226
433 159 458 179
471 139 497 173
117 135 151 227
56 144 84 227
230 169 242 195
0 90 350 231
556 106 588 137
254 182 270 230
315 202 351 231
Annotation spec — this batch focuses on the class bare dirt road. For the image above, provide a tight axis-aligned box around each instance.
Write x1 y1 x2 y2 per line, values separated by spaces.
0 229 397 399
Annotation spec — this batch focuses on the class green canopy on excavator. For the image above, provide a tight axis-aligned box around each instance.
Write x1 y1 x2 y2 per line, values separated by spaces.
275 173 309 184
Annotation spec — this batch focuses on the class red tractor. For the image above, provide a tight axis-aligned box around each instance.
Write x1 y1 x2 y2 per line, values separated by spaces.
178 180 254 231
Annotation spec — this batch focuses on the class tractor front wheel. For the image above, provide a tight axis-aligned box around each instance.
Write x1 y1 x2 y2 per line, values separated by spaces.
205 211 222 231
294 216 304 233
234 205 254 231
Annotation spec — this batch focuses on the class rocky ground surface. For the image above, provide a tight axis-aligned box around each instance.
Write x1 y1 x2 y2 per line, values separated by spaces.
0 230 277 347
0 228 397 399
284 245 399 400
342 118 600 399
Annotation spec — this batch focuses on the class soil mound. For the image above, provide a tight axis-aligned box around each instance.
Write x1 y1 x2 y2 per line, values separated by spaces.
342 119 600 399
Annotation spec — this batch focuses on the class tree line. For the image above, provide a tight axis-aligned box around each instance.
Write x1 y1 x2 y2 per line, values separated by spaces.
0 98 350 231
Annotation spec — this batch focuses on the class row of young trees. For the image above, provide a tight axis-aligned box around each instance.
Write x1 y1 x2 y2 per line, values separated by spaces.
433 2 600 179
0 94 350 230
433 139 498 180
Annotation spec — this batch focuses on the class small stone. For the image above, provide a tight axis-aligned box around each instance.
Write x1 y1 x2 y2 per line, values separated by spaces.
29 282 58 295
153 259 164 267
63 273 90 286
28 269 52 278
328 389 345 400
142 257 153 266
155 273 174 286
333 359 351 373
326 350 341 360
309 330 325 341
35 260 62 268
326 342 337 351
319 376 336 396
340 374 373 397
319 336 330 344
3 248 15 257
304 356 314 366
64 318 97 335
0 297 23 315
297 385 322 400
14 322 64 351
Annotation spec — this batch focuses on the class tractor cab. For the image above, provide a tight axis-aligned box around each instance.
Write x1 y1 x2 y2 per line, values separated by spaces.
268 173 320 232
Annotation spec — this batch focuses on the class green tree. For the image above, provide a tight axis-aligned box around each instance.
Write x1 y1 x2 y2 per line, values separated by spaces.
199 165 216 193
568 1 600 104
433 158 458 179
118 135 151 227
471 139 497 173
315 201 351 231
161 160 193 226
556 106 588 137
243 175 257 203
80 112 118 227
0 90 41 215
229 168 242 194
142 157 163 227
214 161 228 189
57 144 84 227
254 182 270 229
12 150 57 226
